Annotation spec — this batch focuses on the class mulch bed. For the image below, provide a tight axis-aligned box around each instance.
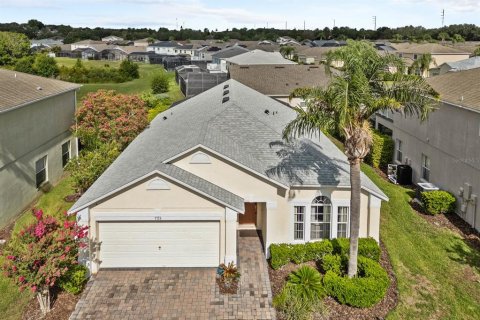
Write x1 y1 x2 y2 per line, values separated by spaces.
64 193 81 203
268 243 398 320
216 277 239 294
22 290 80 320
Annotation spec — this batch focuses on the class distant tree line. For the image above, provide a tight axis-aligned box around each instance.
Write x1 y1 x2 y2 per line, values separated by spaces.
1 19 480 43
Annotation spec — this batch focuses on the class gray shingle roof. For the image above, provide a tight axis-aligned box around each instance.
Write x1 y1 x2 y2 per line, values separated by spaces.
225 50 297 65
0 69 80 113
441 56 480 71
70 80 387 213
211 46 250 59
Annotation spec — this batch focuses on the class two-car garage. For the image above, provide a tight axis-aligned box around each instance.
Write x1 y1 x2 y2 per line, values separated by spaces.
98 221 221 268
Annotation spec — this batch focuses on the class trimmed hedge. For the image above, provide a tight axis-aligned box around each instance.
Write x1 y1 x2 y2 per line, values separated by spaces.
58 264 89 295
270 240 334 270
421 190 456 215
323 257 390 308
322 254 344 275
331 237 381 262
364 130 394 169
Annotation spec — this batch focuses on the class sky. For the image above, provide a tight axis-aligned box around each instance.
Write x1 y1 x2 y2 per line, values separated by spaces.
0 0 479 30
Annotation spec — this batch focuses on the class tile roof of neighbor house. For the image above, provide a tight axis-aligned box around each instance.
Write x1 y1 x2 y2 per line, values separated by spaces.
72 39 105 45
440 56 480 71
229 65 332 96
0 69 80 113
69 80 387 213
426 68 480 112
393 42 470 54
211 45 250 59
225 49 297 65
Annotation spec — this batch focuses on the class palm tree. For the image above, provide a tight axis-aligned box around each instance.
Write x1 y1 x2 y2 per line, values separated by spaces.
283 41 438 277
279 46 295 59
411 53 436 77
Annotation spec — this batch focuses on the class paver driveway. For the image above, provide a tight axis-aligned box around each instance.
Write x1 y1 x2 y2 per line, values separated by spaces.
70 232 276 319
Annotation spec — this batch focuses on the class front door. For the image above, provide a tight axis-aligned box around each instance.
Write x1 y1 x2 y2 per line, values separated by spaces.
239 203 257 225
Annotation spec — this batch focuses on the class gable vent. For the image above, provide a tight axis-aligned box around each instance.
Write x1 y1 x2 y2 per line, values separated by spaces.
223 90 229 96
222 96 230 103
223 84 229 89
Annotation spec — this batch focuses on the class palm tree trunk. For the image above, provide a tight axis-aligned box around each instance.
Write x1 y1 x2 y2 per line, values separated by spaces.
348 158 361 278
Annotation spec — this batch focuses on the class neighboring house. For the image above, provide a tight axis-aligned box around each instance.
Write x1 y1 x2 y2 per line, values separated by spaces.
277 36 301 46
208 46 250 73
437 56 480 75
373 68 480 232
134 38 158 47
228 64 332 107
69 79 387 273
312 40 347 48
101 35 124 42
70 40 105 50
147 41 181 55
392 43 471 77
224 49 297 71
30 38 64 49
0 70 80 227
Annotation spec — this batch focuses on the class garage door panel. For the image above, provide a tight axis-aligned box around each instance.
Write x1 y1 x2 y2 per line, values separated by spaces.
98 221 220 268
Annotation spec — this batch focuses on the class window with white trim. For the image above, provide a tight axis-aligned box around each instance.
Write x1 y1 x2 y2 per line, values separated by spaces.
35 156 47 188
310 196 331 240
337 206 350 238
396 139 403 163
293 206 305 240
61 141 70 167
421 154 430 181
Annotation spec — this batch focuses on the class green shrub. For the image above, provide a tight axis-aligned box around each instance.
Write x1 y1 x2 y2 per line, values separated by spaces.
151 72 170 94
32 54 59 78
304 240 333 261
270 243 292 270
291 244 308 264
58 264 89 295
322 254 343 275
323 257 390 308
66 143 120 194
331 237 381 261
421 190 456 215
365 130 394 169
14 56 35 74
119 59 139 79
287 266 325 301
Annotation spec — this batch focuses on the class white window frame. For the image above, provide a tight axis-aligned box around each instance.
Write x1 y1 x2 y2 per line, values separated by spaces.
290 196 349 243
310 196 332 240
396 139 403 163
293 206 305 241
337 206 350 238
421 153 430 181
61 140 71 168
35 155 48 188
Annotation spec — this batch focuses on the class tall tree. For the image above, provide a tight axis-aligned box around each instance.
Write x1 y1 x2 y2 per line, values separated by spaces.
283 41 438 277
0 31 30 65
410 53 436 78
279 45 296 59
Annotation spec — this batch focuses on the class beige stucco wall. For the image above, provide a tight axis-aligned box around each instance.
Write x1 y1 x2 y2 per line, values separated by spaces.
0 91 77 227
173 149 382 249
87 174 227 272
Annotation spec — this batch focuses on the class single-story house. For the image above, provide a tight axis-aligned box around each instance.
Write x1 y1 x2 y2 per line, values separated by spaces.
69 80 387 273
102 35 124 42
436 56 480 75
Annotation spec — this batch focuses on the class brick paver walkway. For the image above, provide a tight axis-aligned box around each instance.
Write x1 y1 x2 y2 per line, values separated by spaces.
69 232 276 319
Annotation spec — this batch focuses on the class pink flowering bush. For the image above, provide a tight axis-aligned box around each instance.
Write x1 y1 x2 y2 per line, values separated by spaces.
3 209 88 314
72 90 148 151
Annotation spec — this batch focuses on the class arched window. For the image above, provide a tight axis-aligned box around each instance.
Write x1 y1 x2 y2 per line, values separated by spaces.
146 178 170 190
190 152 211 164
310 196 331 240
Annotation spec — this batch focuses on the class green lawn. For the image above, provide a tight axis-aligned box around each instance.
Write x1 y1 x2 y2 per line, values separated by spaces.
55 58 184 103
362 164 480 319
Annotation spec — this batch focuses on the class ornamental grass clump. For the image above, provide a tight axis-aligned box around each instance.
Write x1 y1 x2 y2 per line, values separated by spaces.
2 209 88 315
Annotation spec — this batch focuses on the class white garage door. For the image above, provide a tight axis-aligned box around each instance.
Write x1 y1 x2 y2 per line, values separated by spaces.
98 221 220 268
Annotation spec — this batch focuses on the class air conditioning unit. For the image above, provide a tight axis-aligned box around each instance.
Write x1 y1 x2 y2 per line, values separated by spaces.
416 182 439 200
387 164 398 184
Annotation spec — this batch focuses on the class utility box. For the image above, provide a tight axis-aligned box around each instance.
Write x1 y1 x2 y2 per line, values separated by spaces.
396 165 412 185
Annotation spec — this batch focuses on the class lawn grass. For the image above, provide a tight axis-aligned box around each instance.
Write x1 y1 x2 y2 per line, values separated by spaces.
55 57 184 103
362 164 480 319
